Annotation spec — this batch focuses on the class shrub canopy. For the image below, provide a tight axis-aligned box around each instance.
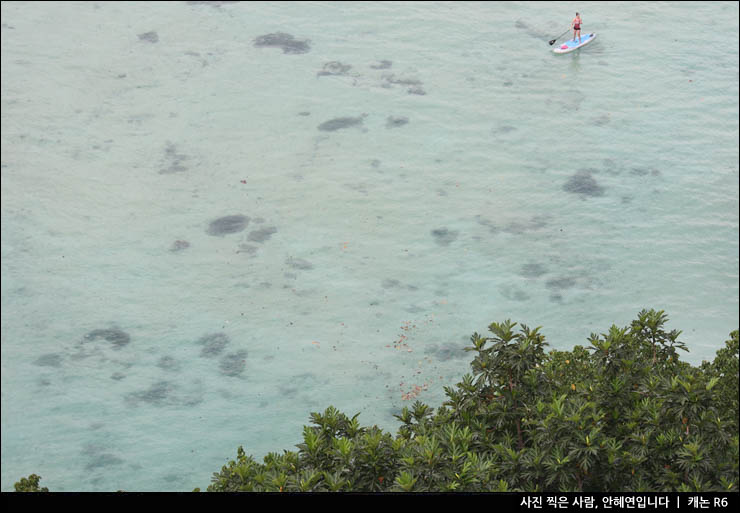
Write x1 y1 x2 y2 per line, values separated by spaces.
206 310 739 492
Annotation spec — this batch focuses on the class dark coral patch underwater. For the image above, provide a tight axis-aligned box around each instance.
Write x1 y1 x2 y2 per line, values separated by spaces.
125 381 174 406
254 33 311 54
317 61 352 77
317 114 366 132
169 240 190 252
563 170 605 197
197 333 230 358
370 60 392 70
137 31 158 43
286 257 314 270
431 227 459 246
206 215 249 236
219 350 248 376
386 116 409 128
84 328 131 349
248 226 277 242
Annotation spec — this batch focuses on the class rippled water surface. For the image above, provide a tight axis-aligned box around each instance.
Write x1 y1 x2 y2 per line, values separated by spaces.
2 1 738 491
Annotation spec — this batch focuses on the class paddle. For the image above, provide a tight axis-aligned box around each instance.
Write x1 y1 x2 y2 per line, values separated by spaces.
549 28 571 45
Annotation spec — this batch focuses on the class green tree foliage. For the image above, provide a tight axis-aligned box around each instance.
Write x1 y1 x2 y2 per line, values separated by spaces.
14 474 48 492
207 310 738 492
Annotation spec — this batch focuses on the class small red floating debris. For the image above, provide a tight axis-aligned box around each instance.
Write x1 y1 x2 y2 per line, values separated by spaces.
240 179 247 184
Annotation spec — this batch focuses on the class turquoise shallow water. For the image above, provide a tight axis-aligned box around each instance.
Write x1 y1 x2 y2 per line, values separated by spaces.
1 1 738 491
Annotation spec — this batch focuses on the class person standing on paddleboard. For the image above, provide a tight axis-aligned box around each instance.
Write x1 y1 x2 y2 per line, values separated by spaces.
572 12 582 44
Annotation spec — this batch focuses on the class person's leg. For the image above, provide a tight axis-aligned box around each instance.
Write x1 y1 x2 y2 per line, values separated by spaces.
577 30 581 43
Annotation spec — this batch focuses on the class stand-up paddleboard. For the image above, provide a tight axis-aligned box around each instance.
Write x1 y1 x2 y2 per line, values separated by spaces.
553 33 596 54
